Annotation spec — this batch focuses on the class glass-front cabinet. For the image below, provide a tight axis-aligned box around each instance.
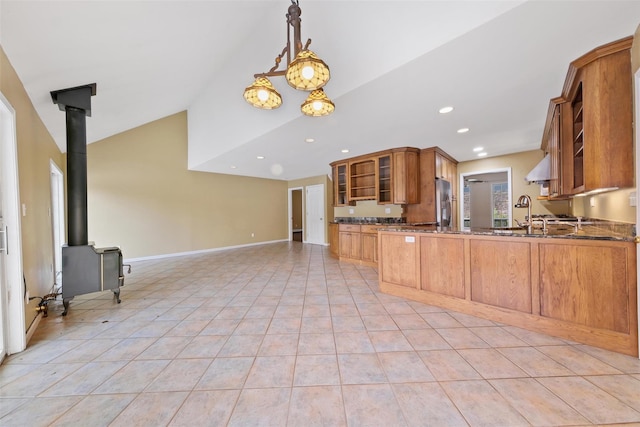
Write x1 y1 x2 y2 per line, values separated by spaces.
333 162 348 206
377 155 392 204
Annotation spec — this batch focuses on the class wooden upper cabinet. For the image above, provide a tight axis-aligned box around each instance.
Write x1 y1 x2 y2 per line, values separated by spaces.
542 98 572 199
377 154 392 204
543 36 634 196
392 149 420 204
332 162 349 206
330 147 420 205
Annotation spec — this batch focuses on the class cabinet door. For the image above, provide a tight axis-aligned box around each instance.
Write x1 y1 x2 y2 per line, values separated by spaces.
393 151 419 204
329 223 339 257
548 104 561 198
333 163 348 206
339 232 361 259
361 233 378 263
377 155 392 204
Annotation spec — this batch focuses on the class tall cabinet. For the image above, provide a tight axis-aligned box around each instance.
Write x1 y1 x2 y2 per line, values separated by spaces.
405 147 458 227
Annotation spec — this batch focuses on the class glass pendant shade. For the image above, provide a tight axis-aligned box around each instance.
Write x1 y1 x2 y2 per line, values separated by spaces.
301 89 334 116
243 77 282 109
286 50 330 91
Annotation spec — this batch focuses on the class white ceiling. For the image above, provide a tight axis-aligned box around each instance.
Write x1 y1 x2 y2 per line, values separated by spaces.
2 1 639 181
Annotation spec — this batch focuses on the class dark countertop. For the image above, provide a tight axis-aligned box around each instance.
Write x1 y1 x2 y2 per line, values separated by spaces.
377 225 634 242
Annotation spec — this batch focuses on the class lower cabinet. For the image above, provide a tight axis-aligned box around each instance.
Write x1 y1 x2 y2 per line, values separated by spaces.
328 223 339 258
378 230 638 357
330 223 382 267
339 230 361 259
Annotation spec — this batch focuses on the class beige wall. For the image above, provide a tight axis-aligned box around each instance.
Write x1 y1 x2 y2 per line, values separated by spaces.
1 46 64 330
334 201 404 219
288 175 332 244
458 150 571 225
87 112 288 259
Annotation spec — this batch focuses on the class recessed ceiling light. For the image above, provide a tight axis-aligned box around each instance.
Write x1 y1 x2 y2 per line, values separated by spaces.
457 128 470 133
305 138 315 143
478 152 487 157
439 106 454 114
230 165 237 169
341 149 349 153
473 146 484 152
257 156 265 160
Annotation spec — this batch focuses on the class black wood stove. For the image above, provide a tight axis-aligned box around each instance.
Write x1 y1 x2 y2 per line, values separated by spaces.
51 84 128 315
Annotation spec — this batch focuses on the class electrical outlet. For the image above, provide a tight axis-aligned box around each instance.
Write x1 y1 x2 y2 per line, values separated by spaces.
22 203 26 217
629 191 637 207
349 208 354 214
589 197 596 207
251 233 255 237
385 207 391 214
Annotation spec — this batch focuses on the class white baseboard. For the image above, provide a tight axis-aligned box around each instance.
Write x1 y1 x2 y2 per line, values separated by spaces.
25 312 42 346
124 239 289 263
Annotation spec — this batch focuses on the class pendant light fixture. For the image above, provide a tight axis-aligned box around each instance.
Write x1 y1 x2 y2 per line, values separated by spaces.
243 0 334 116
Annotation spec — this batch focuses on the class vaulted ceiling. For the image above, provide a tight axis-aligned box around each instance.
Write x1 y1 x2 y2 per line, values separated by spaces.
2 1 639 180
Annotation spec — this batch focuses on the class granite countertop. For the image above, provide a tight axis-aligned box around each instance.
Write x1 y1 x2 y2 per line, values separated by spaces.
378 225 634 242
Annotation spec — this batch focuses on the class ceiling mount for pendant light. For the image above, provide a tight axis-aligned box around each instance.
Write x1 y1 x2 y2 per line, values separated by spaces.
243 0 334 116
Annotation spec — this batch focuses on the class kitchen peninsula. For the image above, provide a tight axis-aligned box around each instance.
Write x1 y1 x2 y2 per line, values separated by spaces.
377 226 638 356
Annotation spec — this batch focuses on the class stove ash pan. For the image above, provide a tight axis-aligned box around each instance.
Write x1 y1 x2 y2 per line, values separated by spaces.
61 244 125 316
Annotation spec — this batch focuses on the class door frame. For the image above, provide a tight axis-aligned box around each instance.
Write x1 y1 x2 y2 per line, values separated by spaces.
459 167 512 230
0 92 26 356
50 160 65 290
288 186 303 242
635 68 639 358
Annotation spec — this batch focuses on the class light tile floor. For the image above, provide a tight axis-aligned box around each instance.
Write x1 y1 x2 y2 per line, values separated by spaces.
1 242 640 426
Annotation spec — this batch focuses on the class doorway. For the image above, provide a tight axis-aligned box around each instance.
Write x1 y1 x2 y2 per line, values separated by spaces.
635 68 640 358
289 187 303 242
305 184 325 245
50 161 65 290
460 168 512 230
0 92 25 358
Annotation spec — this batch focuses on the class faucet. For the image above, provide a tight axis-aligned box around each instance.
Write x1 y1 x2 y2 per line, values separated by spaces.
514 194 532 233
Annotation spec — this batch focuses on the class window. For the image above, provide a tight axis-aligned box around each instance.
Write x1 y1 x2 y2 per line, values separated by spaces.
491 182 509 228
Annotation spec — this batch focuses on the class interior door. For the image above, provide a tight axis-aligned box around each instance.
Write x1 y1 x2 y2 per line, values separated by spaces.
0 138 6 360
305 184 325 245
0 93 25 356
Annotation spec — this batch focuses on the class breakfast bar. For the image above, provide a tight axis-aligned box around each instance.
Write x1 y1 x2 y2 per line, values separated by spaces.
377 227 638 356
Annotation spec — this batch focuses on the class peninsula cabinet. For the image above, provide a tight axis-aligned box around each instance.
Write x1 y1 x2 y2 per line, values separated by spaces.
542 36 633 196
378 230 638 356
330 147 419 206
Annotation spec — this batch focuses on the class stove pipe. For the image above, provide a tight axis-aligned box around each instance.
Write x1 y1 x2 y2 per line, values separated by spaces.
51 84 97 246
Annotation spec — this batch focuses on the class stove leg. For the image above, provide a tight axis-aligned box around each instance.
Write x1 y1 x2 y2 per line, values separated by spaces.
113 288 121 304
62 298 71 316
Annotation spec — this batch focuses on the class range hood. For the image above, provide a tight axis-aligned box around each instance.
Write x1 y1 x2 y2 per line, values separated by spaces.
525 154 550 183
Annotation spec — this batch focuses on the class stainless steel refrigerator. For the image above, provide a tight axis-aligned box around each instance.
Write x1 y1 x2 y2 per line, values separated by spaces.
436 179 452 227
